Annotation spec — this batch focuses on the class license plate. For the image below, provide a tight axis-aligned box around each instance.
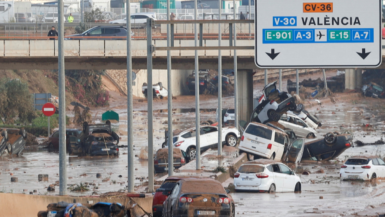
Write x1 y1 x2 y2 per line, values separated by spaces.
197 211 215 215
102 148 110 151
242 178 253 181
348 175 358 179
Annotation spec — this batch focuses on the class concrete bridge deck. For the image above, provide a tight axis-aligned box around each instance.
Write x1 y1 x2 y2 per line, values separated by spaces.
0 39 383 70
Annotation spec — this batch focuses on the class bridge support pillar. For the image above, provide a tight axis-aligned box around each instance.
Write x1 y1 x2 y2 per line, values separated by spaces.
237 70 254 123
345 69 362 90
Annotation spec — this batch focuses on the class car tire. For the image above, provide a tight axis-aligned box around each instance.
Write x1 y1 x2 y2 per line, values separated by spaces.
324 132 336 144
371 173 377 181
268 184 276 193
162 142 166 148
306 133 315 139
333 131 340 135
160 95 164 99
267 109 281 122
294 182 301 192
231 204 235 217
226 134 237 147
187 147 196 160
247 153 255 161
6 143 11 153
269 153 275 160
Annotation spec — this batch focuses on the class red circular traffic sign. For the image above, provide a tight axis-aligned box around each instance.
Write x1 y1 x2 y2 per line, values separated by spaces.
42 103 56 116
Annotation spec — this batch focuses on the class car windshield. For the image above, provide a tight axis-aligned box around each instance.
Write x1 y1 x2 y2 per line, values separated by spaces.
238 165 265 173
82 27 97 35
345 159 369 165
265 83 277 95
245 125 272 140
158 180 178 192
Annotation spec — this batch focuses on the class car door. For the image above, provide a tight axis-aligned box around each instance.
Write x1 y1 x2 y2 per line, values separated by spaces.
270 164 285 192
377 158 385 177
294 117 310 137
85 27 102 39
283 138 305 164
102 28 119 39
50 131 59 148
136 15 148 24
168 183 180 216
278 164 296 191
201 126 217 148
273 132 286 159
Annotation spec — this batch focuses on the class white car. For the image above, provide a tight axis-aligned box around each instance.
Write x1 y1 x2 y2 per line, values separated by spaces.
287 110 322 129
109 13 157 25
340 156 385 181
142 82 168 99
279 113 317 138
224 109 235 123
42 13 66 23
170 125 240 160
250 81 298 124
234 160 302 193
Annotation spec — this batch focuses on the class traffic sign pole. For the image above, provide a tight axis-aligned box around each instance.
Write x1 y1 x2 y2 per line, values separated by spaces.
255 0 382 68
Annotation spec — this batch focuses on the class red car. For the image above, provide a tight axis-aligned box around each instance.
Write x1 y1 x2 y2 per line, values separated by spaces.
153 176 203 217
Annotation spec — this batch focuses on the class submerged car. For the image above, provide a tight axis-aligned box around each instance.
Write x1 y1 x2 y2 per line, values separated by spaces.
234 160 301 193
287 109 322 128
340 156 385 181
75 122 120 156
154 148 187 173
162 178 235 217
186 70 210 94
302 132 352 161
47 129 82 152
362 82 385 98
251 81 300 124
0 129 7 155
169 125 240 160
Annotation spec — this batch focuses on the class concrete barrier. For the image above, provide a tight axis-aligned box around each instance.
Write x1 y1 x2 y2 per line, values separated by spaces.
5 40 29 56
106 40 126 56
30 40 54 56
80 40 104 56
0 40 4 56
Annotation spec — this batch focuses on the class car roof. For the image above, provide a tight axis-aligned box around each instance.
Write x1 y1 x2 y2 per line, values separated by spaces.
165 176 206 181
242 159 278 165
247 122 284 133
177 125 217 136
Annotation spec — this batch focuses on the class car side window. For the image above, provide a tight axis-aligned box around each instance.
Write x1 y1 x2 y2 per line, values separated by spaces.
279 164 292 175
181 132 191 138
272 164 280 173
274 132 285 145
104 28 120 34
267 165 274 172
295 119 307 127
89 28 102 35
378 158 385 165
372 158 379 165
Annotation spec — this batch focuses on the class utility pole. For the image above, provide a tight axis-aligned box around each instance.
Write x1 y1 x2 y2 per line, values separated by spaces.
167 0 174 176
217 0 222 161
233 0 238 130
194 0 201 170
58 0 67 196
146 18 154 193
126 0 134 193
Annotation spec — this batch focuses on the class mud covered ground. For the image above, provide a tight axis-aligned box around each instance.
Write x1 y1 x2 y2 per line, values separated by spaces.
1 70 385 216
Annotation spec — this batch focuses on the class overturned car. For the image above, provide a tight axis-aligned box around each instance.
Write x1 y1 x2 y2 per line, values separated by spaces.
154 148 188 173
69 122 120 156
0 128 26 157
251 81 301 124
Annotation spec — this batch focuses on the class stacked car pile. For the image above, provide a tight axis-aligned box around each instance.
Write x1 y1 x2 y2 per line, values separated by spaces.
240 81 352 163
0 128 27 157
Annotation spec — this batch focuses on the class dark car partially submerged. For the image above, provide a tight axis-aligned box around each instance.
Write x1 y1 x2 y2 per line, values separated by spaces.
70 122 120 156
302 132 352 161
154 148 187 173
162 178 235 217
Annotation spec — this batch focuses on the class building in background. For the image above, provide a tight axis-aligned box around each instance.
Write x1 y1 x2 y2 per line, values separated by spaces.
0 1 31 22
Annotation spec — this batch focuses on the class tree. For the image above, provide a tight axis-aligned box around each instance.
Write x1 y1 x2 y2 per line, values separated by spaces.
85 8 105 22
0 79 36 124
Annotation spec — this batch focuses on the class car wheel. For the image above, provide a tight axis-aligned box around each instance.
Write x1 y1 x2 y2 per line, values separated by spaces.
247 153 255 161
226 134 237 147
294 182 301 192
306 133 315 139
231 204 235 217
269 153 275 160
333 131 340 135
162 142 166 148
267 110 281 122
371 173 377 181
6 143 11 153
324 132 336 144
187 147 196 160
268 184 276 193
